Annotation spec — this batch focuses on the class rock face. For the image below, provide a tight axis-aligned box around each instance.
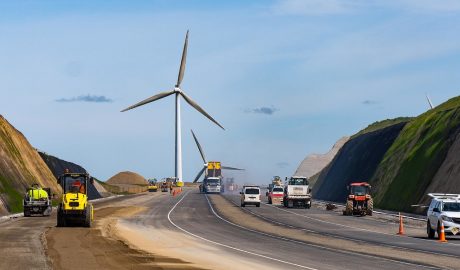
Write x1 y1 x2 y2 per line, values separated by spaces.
313 122 407 203
294 137 349 179
38 152 104 200
0 115 62 215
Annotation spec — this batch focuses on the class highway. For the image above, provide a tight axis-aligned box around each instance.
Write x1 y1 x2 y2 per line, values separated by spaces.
0 189 458 269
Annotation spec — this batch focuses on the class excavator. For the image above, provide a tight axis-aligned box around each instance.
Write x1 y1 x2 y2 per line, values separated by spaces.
57 171 94 227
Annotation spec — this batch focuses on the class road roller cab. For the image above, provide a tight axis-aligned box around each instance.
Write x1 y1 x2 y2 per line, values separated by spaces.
57 172 94 227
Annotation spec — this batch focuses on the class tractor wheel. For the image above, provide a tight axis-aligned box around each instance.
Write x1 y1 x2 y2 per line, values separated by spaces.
288 200 294 208
256 203 261 207
241 203 245 207
345 200 353 216
23 207 31 217
427 221 435 239
84 207 92 228
367 199 374 216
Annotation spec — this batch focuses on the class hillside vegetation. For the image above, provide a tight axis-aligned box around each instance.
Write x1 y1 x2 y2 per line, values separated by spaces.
311 96 460 213
0 116 62 214
372 96 460 212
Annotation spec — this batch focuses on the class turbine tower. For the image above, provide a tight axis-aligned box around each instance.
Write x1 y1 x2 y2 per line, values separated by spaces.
121 31 224 185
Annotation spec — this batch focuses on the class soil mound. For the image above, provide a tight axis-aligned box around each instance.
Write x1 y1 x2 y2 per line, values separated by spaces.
106 171 148 186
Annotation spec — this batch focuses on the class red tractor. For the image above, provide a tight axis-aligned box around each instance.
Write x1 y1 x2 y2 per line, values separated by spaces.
343 182 373 216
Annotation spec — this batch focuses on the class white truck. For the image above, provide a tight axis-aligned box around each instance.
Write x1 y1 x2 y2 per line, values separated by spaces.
202 177 222 194
283 176 311 208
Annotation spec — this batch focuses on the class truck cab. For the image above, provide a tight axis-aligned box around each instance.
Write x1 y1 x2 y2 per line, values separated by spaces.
283 176 311 208
202 177 222 194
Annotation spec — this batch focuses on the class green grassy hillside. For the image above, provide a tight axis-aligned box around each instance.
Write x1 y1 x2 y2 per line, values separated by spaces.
372 96 460 212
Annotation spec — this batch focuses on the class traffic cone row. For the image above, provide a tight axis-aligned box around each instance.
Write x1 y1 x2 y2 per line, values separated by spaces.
397 212 405 235
439 223 447 243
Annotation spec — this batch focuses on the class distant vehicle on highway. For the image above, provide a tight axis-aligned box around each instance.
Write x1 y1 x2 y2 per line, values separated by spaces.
283 176 311 208
240 186 261 207
343 182 373 216
268 186 283 205
427 193 460 239
202 176 222 194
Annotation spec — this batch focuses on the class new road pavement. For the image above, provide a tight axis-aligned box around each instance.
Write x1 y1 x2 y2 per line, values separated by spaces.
0 189 459 270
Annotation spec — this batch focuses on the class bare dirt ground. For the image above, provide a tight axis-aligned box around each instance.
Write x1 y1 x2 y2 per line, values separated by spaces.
209 195 460 270
45 195 202 270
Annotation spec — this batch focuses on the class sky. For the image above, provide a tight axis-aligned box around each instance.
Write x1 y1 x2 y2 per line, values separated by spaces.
1 0 459 185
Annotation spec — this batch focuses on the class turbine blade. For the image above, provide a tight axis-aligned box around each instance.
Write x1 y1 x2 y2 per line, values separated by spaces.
121 90 175 112
426 93 434 110
180 92 225 130
222 166 245 171
176 30 189 88
193 167 206 183
191 129 207 163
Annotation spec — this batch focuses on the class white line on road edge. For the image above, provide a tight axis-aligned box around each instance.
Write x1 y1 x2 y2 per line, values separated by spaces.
209 195 441 270
167 192 319 270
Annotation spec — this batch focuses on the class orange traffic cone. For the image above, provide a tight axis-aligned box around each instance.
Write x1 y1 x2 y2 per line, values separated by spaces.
172 189 176 197
438 223 447 243
397 212 405 235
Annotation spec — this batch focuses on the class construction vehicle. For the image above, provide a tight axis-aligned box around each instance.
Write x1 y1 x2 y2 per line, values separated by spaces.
23 183 52 216
57 172 94 227
190 130 244 193
343 182 373 216
283 176 311 208
148 179 158 192
267 176 283 195
160 177 175 192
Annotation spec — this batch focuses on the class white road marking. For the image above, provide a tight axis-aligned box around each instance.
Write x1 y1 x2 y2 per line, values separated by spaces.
209 195 441 270
261 200 460 247
167 191 319 270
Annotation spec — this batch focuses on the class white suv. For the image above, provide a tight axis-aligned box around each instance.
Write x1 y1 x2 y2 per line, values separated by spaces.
426 193 460 238
240 186 261 207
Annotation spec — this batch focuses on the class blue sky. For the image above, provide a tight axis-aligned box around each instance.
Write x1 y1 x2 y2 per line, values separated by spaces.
1 0 459 184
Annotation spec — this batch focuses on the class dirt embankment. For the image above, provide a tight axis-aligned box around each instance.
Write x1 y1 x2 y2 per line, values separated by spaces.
313 122 407 202
39 151 104 199
45 196 202 270
294 136 349 180
104 171 148 194
0 115 62 215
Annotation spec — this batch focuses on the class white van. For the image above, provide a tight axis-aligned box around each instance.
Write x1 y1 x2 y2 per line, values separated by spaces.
240 186 261 207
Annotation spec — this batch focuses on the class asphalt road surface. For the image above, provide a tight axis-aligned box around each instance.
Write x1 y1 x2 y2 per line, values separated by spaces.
1 189 458 270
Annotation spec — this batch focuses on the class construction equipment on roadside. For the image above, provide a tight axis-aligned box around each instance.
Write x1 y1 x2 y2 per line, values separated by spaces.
23 183 52 217
397 212 405 235
343 182 373 216
56 172 94 227
438 222 448 243
148 179 158 192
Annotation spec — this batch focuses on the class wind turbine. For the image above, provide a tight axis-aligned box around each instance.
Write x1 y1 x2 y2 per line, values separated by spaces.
426 93 434 110
121 31 224 185
191 129 243 183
